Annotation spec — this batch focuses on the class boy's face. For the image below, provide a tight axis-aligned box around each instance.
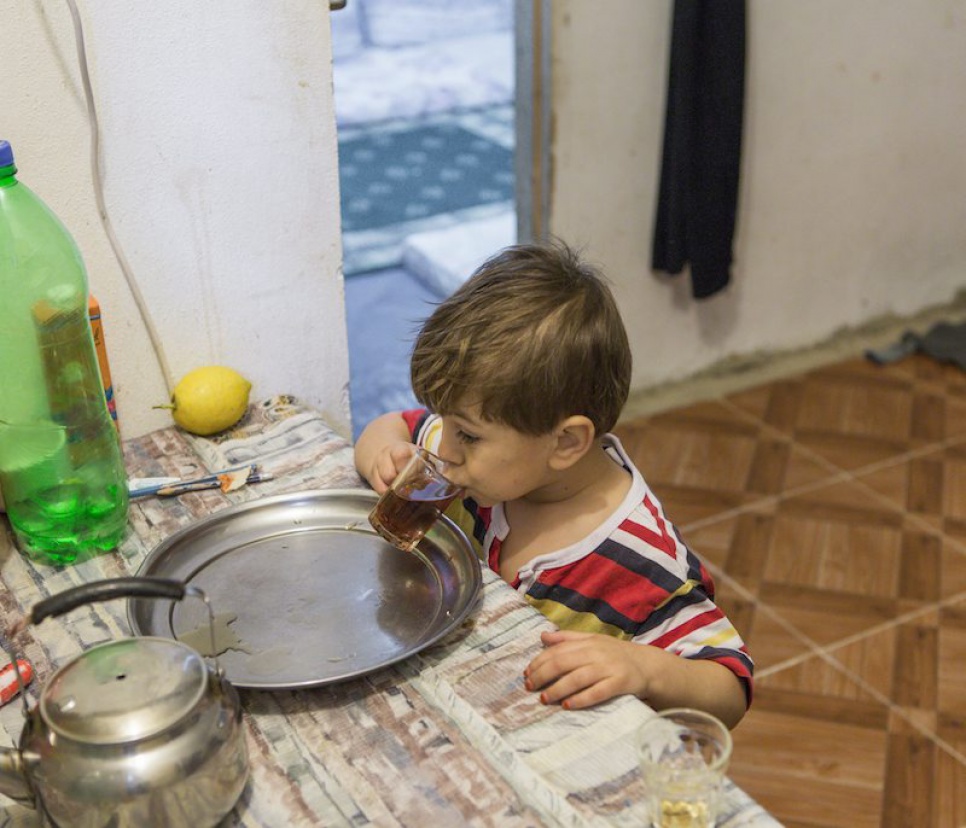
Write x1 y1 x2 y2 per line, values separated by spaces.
435 403 559 507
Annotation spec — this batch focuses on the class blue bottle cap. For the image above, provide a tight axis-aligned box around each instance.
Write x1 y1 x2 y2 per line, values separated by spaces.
0 140 13 167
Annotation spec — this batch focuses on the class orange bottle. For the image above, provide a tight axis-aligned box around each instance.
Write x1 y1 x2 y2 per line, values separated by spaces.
88 295 118 429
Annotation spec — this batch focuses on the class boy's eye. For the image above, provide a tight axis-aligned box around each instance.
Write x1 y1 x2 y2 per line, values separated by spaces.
456 430 479 445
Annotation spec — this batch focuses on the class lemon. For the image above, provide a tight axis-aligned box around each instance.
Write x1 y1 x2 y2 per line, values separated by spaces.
161 366 252 436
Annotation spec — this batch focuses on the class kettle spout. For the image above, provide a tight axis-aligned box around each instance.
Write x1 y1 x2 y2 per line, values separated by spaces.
0 748 35 804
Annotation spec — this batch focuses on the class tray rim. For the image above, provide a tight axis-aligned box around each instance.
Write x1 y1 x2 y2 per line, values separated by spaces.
126 488 482 690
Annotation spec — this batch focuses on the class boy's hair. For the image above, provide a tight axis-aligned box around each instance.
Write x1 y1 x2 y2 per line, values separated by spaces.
410 240 631 437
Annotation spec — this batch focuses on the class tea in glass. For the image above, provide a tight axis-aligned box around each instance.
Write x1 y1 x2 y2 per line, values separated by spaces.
368 448 463 551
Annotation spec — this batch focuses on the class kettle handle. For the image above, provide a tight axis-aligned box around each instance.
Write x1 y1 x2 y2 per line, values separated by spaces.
29 577 187 625
5 578 194 716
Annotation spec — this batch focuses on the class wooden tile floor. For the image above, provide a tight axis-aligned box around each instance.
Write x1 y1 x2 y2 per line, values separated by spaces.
613 354 966 828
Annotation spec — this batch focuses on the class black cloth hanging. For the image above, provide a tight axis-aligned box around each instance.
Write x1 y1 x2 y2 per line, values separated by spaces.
651 0 746 299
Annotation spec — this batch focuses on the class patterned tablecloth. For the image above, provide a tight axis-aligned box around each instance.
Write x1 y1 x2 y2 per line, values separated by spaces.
0 398 780 827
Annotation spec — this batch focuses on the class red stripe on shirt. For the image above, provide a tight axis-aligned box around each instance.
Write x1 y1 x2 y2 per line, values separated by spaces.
619 495 677 558
535 554 669 624
648 607 726 650
708 654 755 686
402 408 427 439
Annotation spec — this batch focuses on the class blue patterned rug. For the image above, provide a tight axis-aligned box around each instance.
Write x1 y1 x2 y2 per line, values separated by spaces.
339 123 514 233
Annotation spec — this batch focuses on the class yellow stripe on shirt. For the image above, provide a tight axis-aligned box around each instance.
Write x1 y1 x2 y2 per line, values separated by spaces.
699 625 740 649
655 578 702 611
422 418 444 453
525 595 634 640
443 499 483 559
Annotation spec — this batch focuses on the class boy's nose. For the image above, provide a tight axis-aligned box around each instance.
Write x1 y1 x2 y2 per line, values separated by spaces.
436 425 463 468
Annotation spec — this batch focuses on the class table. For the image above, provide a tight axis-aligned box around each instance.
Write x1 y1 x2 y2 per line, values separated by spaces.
0 397 779 827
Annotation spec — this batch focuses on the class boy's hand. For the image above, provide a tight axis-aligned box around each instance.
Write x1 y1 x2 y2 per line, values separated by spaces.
353 411 417 493
361 441 416 494
523 629 747 729
524 630 655 710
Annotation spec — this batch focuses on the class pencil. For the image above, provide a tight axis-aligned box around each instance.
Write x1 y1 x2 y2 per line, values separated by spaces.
128 464 269 498
152 472 274 497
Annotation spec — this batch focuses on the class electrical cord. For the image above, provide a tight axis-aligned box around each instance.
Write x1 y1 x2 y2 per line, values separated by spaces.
64 0 175 397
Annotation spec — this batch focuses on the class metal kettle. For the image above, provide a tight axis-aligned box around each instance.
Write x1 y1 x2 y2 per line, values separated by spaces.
0 577 249 827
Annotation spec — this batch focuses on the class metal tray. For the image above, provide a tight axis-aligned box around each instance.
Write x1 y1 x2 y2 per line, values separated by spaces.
127 489 481 690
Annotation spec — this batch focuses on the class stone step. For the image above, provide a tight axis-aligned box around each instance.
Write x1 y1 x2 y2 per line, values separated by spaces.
401 210 516 298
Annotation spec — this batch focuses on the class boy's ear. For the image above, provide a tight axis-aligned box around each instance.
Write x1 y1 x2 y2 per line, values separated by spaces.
549 415 597 469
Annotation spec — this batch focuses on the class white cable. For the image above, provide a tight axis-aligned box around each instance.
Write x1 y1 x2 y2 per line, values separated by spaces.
64 0 176 397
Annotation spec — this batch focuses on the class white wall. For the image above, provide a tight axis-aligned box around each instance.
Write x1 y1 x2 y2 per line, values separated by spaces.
3 0 350 439
549 1 966 395
8 1 965 442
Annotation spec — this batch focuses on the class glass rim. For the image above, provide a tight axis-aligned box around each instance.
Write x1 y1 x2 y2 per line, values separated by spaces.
638 706 733 771
407 446 461 486
412 445 444 462
389 444 466 497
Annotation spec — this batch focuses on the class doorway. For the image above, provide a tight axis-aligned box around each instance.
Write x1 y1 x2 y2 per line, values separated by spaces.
332 0 532 439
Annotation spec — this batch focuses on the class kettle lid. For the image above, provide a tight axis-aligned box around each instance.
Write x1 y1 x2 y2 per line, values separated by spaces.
40 637 208 744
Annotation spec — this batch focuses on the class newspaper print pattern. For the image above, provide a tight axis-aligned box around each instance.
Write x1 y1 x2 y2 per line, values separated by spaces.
0 397 779 827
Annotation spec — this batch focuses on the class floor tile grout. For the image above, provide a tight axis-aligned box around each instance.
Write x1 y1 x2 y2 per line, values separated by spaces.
702 561 833 679
810 597 954 663
678 396 966 543
718 393 966 487
818 652 966 767
814 640 966 770
743 593 966 771
616 357 966 822
695 389 966 778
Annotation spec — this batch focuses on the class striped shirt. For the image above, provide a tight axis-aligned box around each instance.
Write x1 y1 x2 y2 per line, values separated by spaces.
403 409 754 704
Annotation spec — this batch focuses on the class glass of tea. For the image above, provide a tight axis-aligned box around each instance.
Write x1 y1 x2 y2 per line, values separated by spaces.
368 447 464 552
637 708 733 828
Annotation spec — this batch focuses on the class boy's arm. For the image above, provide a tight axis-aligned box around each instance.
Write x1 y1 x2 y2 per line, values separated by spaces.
524 630 748 730
354 411 417 493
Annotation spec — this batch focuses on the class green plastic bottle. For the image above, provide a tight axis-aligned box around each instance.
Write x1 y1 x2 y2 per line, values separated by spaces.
0 140 128 563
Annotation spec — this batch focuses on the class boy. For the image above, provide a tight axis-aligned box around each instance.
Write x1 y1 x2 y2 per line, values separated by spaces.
354 241 752 728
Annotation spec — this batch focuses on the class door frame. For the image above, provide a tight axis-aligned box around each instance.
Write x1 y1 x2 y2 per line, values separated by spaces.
514 0 552 243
